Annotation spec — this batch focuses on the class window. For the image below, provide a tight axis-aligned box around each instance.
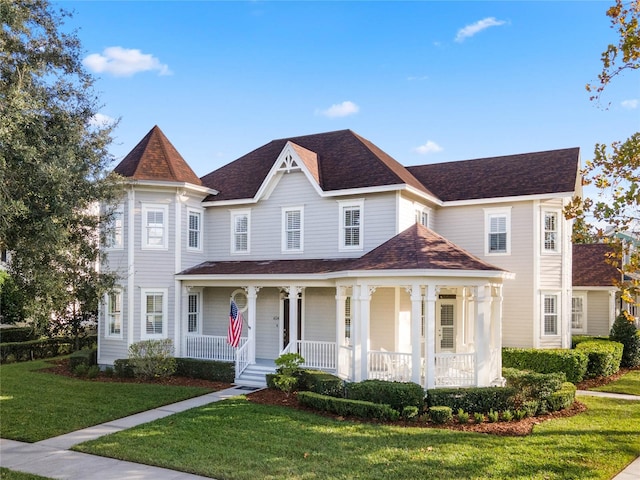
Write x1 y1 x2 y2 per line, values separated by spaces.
543 294 559 335
345 296 351 344
282 207 303 252
571 294 586 332
142 204 168 250
141 289 167 339
106 290 122 337
231 210 250 254
187 209 202 251
187 292 200 334
543 212 559 253
485 208 511 255
106 206 124 249
339 199 364 250
415 209 429 227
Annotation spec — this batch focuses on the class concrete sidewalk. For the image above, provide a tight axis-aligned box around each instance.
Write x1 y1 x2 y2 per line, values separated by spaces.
1 387 638 479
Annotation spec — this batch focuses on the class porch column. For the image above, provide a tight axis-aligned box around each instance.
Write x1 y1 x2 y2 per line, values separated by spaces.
178 285 189 357
354 284 373 382
409 284 423 384
288 286 301 352
491 285 503 383
247 286 258 364
475 285 492 386
424 284 437 389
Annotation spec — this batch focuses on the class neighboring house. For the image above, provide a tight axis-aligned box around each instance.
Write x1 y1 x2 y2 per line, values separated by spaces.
99 126 581 387
572 243 619 336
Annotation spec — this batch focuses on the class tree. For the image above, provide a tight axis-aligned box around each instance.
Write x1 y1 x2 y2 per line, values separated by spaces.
566 0 640 317
0 0 122 333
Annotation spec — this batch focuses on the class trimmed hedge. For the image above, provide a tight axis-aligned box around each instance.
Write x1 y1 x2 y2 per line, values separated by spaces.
0 336 97 363
575 340 623 378
502 347 588 383
547 382 576 412
175 358 235 383
425 386 516 413
429 406 453 424
345 380 424 411
0 327 36 343
572 335 609 348
69 348 97 370
503 368 566 402
298 370 344 396
298 391 400 421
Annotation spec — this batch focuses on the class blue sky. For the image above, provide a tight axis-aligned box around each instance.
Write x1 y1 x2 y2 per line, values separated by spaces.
58 0 638 187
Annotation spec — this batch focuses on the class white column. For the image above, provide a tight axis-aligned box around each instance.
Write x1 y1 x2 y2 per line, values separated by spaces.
475 285 492 386
608 290 616 331
247 286 258 364
174 191 182 355
354 284 373 381
491 284 503 383
127 187 135 346
424 284 436 389
409 284 422 384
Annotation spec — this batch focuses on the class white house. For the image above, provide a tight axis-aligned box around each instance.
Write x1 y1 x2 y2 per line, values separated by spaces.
99 126 581 388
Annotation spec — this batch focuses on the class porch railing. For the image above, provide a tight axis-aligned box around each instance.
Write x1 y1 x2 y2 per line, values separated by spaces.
281 340 337 371
435 352 475 387
235 340 250 379
185 334 247 362
368 350 412 382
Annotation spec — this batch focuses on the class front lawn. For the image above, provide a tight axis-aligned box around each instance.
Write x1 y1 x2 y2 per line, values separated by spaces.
74 395 640 480
0 359 214 442
0 468 53 480
592 369 640 396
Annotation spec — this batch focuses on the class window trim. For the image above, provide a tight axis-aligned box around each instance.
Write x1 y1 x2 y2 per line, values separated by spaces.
230 209 251 254
141 204 169 250
415 206 430 228
542 292 560 337
105 289 123 338
484 207 511 256
141 288 168 340
571 293 587 333
338 199 364 251
187 208 203 252
187 290 202 334
281 206 304 253
542 210 561 254
105 204 124 250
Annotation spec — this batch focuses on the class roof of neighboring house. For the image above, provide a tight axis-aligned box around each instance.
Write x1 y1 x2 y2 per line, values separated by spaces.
200 129 435 202
178 224 505 276
113 126 203 186
572 243 620 287
407 148 580 202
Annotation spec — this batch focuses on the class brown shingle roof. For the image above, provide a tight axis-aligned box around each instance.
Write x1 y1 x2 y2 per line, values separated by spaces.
179 224 504 276
573 243 620 287
406 148 580 202
200 130 434 202
113 126 202 185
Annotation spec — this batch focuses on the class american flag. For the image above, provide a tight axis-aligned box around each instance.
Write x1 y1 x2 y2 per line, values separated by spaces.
227 300 243 348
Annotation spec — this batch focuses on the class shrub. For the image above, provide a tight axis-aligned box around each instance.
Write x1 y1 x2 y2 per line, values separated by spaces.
547 382 576 412
572 335 609 348
0 327 35 343
503 368 566 407
273 353 305 395
502 347 588 383
175 358 235 383
457 409 469 424
69 348 97 370
86 365 100 379
0 337 93 363
114 359 135 378
429 406 452 424
522 400 540 417
425 386 516 413
610 314 640 368
502 409 514 421
402 405 420 420
103 366 114 377
345 380 424 411
298 391 399 421
128 339 177 379
298 370 344 397
73 364 88 376
473 412 485 424
514 409 527 421
487 409 499 423
575 340 623 378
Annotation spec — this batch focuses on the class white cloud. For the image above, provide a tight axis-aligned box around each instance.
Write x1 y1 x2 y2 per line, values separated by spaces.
83 47 172 77
455 17 506 43
88 113 115 127
318 101 360 118
414 140 443 155
621 99 639 109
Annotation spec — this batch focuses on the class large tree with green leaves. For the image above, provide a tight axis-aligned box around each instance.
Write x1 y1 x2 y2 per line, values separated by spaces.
0 0 122 334
567 0 640 317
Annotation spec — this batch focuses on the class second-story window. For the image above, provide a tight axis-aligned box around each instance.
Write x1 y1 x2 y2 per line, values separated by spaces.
188 209 202 251
485 207 511 255
105 205 124 249
415 209 429 227
231 210 250 254
142 204 168 250
282 207 303 252
339 199 364 250
543 212 559 253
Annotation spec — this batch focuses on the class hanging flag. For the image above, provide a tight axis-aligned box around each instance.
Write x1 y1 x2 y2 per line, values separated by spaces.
227 300 243 348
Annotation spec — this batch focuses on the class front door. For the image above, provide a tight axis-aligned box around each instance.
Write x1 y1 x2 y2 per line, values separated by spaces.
281 297 302 351
437 300 455 353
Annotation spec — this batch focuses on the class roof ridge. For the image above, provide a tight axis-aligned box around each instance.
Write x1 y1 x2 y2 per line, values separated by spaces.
155 127 178 180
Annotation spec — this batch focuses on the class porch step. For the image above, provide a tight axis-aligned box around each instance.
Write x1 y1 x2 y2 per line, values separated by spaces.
235 363 276 387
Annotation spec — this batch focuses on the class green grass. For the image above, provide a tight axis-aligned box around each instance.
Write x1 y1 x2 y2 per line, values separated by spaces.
0 468 53 480
0 359 213 442
74 395 640 480
592 370 640 396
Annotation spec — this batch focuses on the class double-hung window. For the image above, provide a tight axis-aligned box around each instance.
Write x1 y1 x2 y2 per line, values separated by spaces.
485 207 511 255
187 292 201 334
543 293 559 336
231 210 250 254
571 294 586 332
543 212 559 253
187 209 202 251
339 199 364 251
282 207 303 252
415 209 429 227
142 204 168 250
106 205 124 249
106 290 122 337
141 289 167 339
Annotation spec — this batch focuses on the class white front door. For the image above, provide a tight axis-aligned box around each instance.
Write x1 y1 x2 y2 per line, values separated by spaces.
437 300 455 353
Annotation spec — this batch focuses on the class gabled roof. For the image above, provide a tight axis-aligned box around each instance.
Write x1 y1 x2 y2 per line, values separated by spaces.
573 243 620 287
407 148 580 202
178 224 505 277
200 129 434 202
113 126 202 185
